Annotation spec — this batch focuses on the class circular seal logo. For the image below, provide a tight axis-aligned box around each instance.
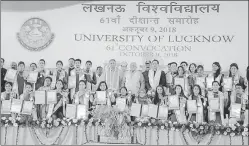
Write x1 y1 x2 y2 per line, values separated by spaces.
17 18 54 51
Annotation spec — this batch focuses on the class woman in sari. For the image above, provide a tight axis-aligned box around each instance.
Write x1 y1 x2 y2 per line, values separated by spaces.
114 87 131 111
224 63 246 118
133 89 151 105
196 65 208 97
208 62 224 92
153 85 167 105
73 80 90 106
172 66 188 95
228 83 247 124
52 80 69 119
131 89 151 122
207 81 225 125
93 81 114 106
186 63 197 96
168 85 188 124
188 85 207 123
1 82 17 118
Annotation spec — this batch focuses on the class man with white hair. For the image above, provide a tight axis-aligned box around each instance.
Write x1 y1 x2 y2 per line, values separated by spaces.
122 62 145 95
105 59 122 91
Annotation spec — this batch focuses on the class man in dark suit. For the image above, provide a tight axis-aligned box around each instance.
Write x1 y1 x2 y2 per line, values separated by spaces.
143 59 167 92
1 58 7 92
142 60 151 92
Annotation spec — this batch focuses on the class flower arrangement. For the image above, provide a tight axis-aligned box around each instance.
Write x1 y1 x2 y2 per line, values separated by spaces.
1 115 248 137
91 105 131 138
1 116 26 127
131 118 248 137
132 118 183 131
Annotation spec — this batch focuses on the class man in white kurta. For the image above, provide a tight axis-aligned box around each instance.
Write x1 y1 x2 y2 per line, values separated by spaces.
105 59 121 91
123 62 145 95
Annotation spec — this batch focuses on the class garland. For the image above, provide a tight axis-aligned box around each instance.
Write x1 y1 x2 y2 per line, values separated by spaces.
1 116 248 145
53 126 65 145
31 127 45 145
84 124 88 144
167 129 170 145
144 127 147 145
131 118 249 137
181 130 189 145
4 126 7 145
242 136 244 145
16 126 20 145
76 126 78 145
157 127 159 145
207 133 214 145
31 126 64 145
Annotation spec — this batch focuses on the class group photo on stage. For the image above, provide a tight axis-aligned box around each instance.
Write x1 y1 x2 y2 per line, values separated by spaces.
1 0 248 145
1 57 248 145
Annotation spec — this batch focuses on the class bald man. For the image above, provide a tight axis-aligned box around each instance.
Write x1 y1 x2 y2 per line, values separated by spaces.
122 62 145 95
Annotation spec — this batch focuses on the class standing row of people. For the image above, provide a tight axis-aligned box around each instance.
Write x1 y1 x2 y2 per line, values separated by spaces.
1 58 248 125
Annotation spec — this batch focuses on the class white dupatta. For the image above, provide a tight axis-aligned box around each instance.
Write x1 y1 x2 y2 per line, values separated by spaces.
148 69 161 90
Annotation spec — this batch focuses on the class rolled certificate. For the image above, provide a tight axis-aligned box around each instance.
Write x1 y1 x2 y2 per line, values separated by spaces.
47 90 57 104
148 104 158 119
11 99 23 114
141 104 149 117
27 71 38 83
130 103 141 117
223 77 233 91
96 91 106 105
4 69 17 82
230 103 241 119
66 104 77 119
1 100 11 114
168 95 180 110
157 106 168 120
21 101 33 115
187 100 197 113
77 105 87 119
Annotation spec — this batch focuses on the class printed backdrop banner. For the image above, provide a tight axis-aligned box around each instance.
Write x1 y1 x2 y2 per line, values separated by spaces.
1 1 248 73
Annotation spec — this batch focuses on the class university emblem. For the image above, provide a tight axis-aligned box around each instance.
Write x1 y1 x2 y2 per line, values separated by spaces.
17 18 54 51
